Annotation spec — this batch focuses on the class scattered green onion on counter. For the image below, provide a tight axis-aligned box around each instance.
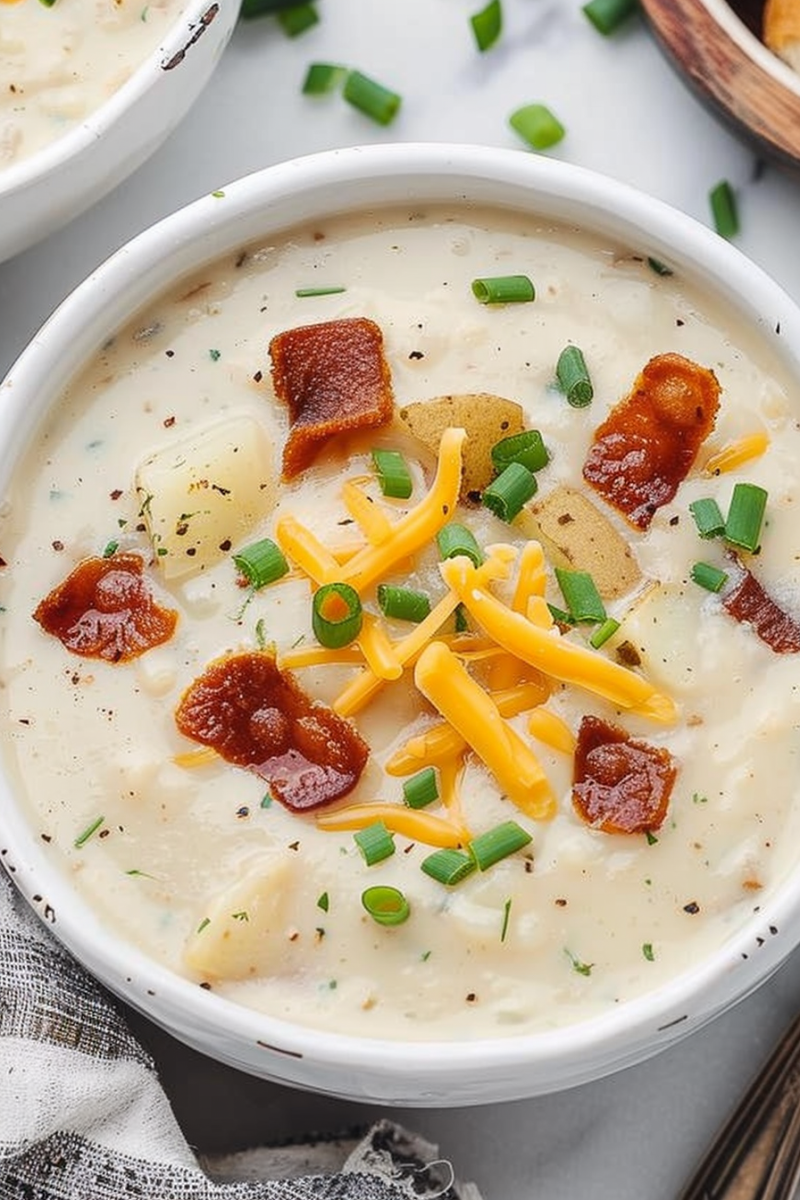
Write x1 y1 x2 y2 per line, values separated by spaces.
709 179 739 240
556 344 594 407
371 448 413 499
277 2 318 36
343 70 402 126
361 885 410 926
509 103 566 151
470 0 503 51
581 0 639 35
233 538 289 589
312 581 363 648
471 274 536 304
302 62 349 95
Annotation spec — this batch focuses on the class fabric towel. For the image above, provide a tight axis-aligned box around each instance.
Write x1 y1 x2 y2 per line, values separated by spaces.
0 871 481 1199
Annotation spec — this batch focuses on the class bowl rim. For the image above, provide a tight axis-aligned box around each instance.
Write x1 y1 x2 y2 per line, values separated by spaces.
0 0 227 201
3 140 800 1099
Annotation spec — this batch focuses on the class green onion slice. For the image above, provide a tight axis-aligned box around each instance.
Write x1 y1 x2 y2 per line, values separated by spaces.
371 448 413 499
547 603 576 627
454 603 469 634
312 581 363 648
240 0 304 14
491 429 549 474
509 103 566 151
377 584 431 624
343 70 402 126
482 462 538 522
709 179 739 240
471 275 535 304
469 821 532 870
361 885 410 926
724 482 767 552
556 344 594 407
581 0 639 35
589 617 620 649
354 821 395 866
277 2 318 36
436 522 483 567
302 62 348 95
470 0 503 51
74 815 105 848
421 848 477 886
689 497 726 539
295 285 347 298
691 561 729 593
402 766 439 810
555 567 607 624
233 538 289 589
647 256 673 277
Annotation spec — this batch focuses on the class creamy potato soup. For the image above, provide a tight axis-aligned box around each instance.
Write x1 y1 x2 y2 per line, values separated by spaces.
3 205 800 1041
0 0 186 168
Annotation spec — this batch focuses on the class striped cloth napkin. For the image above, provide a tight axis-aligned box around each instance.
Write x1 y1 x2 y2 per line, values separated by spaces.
0 871 480 1200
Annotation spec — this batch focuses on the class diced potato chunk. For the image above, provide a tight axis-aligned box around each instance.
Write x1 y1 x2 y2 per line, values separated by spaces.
523 485 641 600
397 392 524 500
135 413 275 581
183 852 295 981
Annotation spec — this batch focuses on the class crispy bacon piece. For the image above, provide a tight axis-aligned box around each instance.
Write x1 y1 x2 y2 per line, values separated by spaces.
269 316 394 479
33 552 177 663
722 558 800 653
175 650 369 812
572 714 677 834
583 352 721 529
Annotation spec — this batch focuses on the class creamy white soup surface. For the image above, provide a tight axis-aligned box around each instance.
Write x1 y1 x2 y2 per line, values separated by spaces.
3 204 800 1041
0 0 186 169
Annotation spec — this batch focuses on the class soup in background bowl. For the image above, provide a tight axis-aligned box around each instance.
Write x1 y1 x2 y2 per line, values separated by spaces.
0 0 237 264
2 143 800 1105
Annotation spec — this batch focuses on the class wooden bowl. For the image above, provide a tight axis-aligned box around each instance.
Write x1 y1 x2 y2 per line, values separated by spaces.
641 0 800 172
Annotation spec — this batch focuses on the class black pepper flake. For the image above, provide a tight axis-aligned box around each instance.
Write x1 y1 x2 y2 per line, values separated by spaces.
253 370 263 383
408 350 424 361
165 350 175 358
109 489 123 501
683 901 700 914
41 833 52 843
218 538 232 552
236 806 250 819
669 515 679 526
466 992 477 1003
199 981 212 990
52 540 64 552
555 897 567 906
164 415 176 427
288 840 300 851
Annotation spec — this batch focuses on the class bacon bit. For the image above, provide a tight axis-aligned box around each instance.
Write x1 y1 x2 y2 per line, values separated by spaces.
572 714 677 834
33 553 177 663
174 650 369 812
583 353 721 529
722 558 800 653
269 317 394 479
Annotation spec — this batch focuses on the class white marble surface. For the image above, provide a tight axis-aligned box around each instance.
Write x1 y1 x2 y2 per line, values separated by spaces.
3 2 800 1197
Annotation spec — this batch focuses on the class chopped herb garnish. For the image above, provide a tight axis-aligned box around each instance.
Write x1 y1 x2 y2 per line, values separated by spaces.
470 0 502 51
509 103 566 151
240 0 305 14
693 792 708 804
482 462 538 522
295 285 347 298
302 62 348 95
233 537 289 589
421 848 476 886
354 820 395 866
556 344 594 407
208 348 221 362
102 540 119 558
317 891 330 912
343 70 402 126
565 947 593 976
277 2 318 36
377 583 431 624
471 274 535 304
691 561 729 593
642 942 655 961
232 910 249 922
709 179 739 239
361 885 410 926
196 917 210 933
312 581 363 648
500 898 512 942
402 766 439 810
261 792 273 808
555 567 606 624
491 429 549 475
689 497 726 539
436 523 483 567
255 618 268 649
589 617 620 649
647 256 674 276
469 821 532 871
645 830 659 846
371 448 413 499
74 816 105 848
724 481 767 552
582 0 639 35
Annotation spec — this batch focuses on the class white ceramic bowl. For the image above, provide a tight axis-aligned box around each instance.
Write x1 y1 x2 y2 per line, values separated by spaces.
0 0 238 265
3 143 800 1106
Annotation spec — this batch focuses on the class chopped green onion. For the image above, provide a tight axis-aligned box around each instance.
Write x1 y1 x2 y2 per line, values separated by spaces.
642 942 655 961
377 584 431 624
589 617 620 649
582 0 639 35
402 767 439 810
454 603 469 634
102 540 119 558
421 848 477 886
469 820 532 871
647 256 674 277
709 180 739 240
491 429 549 474
371 448 413 499
317 891 329 912
74 816 105 848
471 275 535 304
277 2 318 36
343 70 402 126
470 0 502 51
500 898 512 942
240 0 304 14
555 567 607 624
312 581 363 648
361 885 410 926
556 344 594 407
547 603 576 626
691 561 729 593
482 462 538 522
509 103 566 151
436 522 483 567
302 62 348 94
354 821 395 866
724 482 767 552
233 538 289 589
295 285 347 298
689 497 726 539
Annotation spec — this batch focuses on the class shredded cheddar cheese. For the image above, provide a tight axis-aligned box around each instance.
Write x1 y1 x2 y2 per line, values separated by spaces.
527 706 577 754
316 801 469 846
512 539 548 612
414 640 556 821
357 612 403 681
275 515 341 585
703 431 769 475
341 477 394 546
